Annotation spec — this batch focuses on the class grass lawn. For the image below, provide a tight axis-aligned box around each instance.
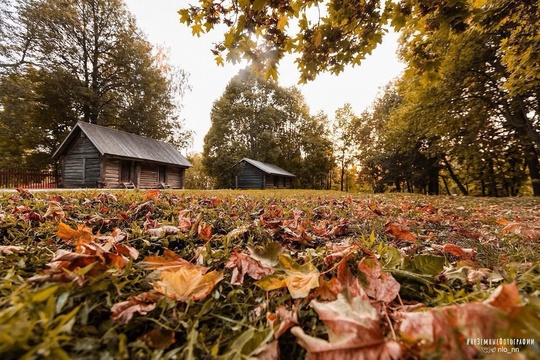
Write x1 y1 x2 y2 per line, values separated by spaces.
1 189 539 359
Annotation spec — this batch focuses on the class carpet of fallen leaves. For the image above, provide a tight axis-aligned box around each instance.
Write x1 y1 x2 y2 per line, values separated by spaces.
1 188 539 359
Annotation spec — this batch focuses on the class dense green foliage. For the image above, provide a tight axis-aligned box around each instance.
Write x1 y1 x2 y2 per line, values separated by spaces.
203 69 334 188
0 0 191 170
0 189 539 359
182 0 540 196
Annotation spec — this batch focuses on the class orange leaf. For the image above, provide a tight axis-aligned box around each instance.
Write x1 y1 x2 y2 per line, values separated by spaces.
153 267 223 302
56 222 95 250
139 248 198 272
432 243 476 260
143 189 161 201
385 222 417 242
198 222 213 242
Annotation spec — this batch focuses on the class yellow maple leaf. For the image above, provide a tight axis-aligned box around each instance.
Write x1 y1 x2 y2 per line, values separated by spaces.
153 267 223 302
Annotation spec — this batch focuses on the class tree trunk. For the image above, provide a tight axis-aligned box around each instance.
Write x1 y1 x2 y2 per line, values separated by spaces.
526 145 540 196
442 156 468 195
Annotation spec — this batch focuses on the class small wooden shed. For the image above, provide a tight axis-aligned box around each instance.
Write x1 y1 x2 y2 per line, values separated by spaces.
52 122 192 189
234 158 295 189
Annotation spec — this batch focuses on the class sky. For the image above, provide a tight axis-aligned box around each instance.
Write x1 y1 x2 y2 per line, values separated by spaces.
125 0 406 153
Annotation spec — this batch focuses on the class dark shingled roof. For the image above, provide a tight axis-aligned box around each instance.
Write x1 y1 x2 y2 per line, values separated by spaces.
52 122 192 167
240 158 295 177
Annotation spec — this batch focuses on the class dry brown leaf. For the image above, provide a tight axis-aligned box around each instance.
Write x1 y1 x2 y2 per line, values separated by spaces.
43 201 64 222
502 222 540 240
153 267 223 302
432 243 476 260
358 257 400 303
267 305 298 339
146 225 181 237
111 292 161 325
0 245 24 254
291 293 401 360
225 251 273 285
399 283 522 358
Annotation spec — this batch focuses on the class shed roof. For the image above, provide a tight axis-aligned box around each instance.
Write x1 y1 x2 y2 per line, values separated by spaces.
52 122 192 167
240 158 296 177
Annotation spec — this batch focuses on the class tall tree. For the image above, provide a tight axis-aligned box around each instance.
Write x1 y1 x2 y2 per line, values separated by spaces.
203 68 333 188
0 0 191 169
332 104 358 191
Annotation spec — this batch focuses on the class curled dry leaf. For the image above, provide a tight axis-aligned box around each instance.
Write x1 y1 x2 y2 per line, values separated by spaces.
502 222 540 240
43 201 64 222
225 251 273 285
111 292 161 325
291 293 401 360
0 245 24 255
153 267 223 302
267 305 298 339
146 225 181 237
385 222 417 242
432 243 476 260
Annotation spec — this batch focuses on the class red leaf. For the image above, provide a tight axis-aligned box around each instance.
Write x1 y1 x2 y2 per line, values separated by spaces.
198 222 213 242
225 251 273 285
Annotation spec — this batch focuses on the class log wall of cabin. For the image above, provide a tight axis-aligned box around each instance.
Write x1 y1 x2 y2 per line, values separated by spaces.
167 166 185 188
61 135 102 188
237 163 264 189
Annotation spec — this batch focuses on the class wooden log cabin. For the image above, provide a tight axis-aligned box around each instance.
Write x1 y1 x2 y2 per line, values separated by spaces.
234 158 295 189
52 122 192 189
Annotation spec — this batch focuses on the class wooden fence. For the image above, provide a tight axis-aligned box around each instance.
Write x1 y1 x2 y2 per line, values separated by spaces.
0 169 59 189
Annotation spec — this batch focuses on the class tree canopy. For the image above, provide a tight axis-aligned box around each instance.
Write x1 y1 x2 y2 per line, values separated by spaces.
203 69 333 188
0 0 191 169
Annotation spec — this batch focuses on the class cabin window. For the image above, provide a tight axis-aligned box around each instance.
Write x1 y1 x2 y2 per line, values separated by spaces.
158 165 167 183
121 161 132 182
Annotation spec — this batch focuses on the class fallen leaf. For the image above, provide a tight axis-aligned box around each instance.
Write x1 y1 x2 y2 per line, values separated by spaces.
146 225 181 237
432 244 476 260
153 267 223 302
291 293 401 360
140 328 175 350
198 222 213 241
43 201 64 222
358 257 400 303
225 251 273 285
143 189 161 201
139 248 195 272
0 245 24 254
111 292 161 325
502 222 540 240
255 254 319 299
267 305 298 339
399 283 522 358
385 222 417 242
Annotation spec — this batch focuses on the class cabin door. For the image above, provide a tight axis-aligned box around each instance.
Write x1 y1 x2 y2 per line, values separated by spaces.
121 161 132 182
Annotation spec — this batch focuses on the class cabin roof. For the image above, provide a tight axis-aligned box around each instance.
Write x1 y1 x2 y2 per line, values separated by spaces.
240 158 296 177
52 122 192 167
